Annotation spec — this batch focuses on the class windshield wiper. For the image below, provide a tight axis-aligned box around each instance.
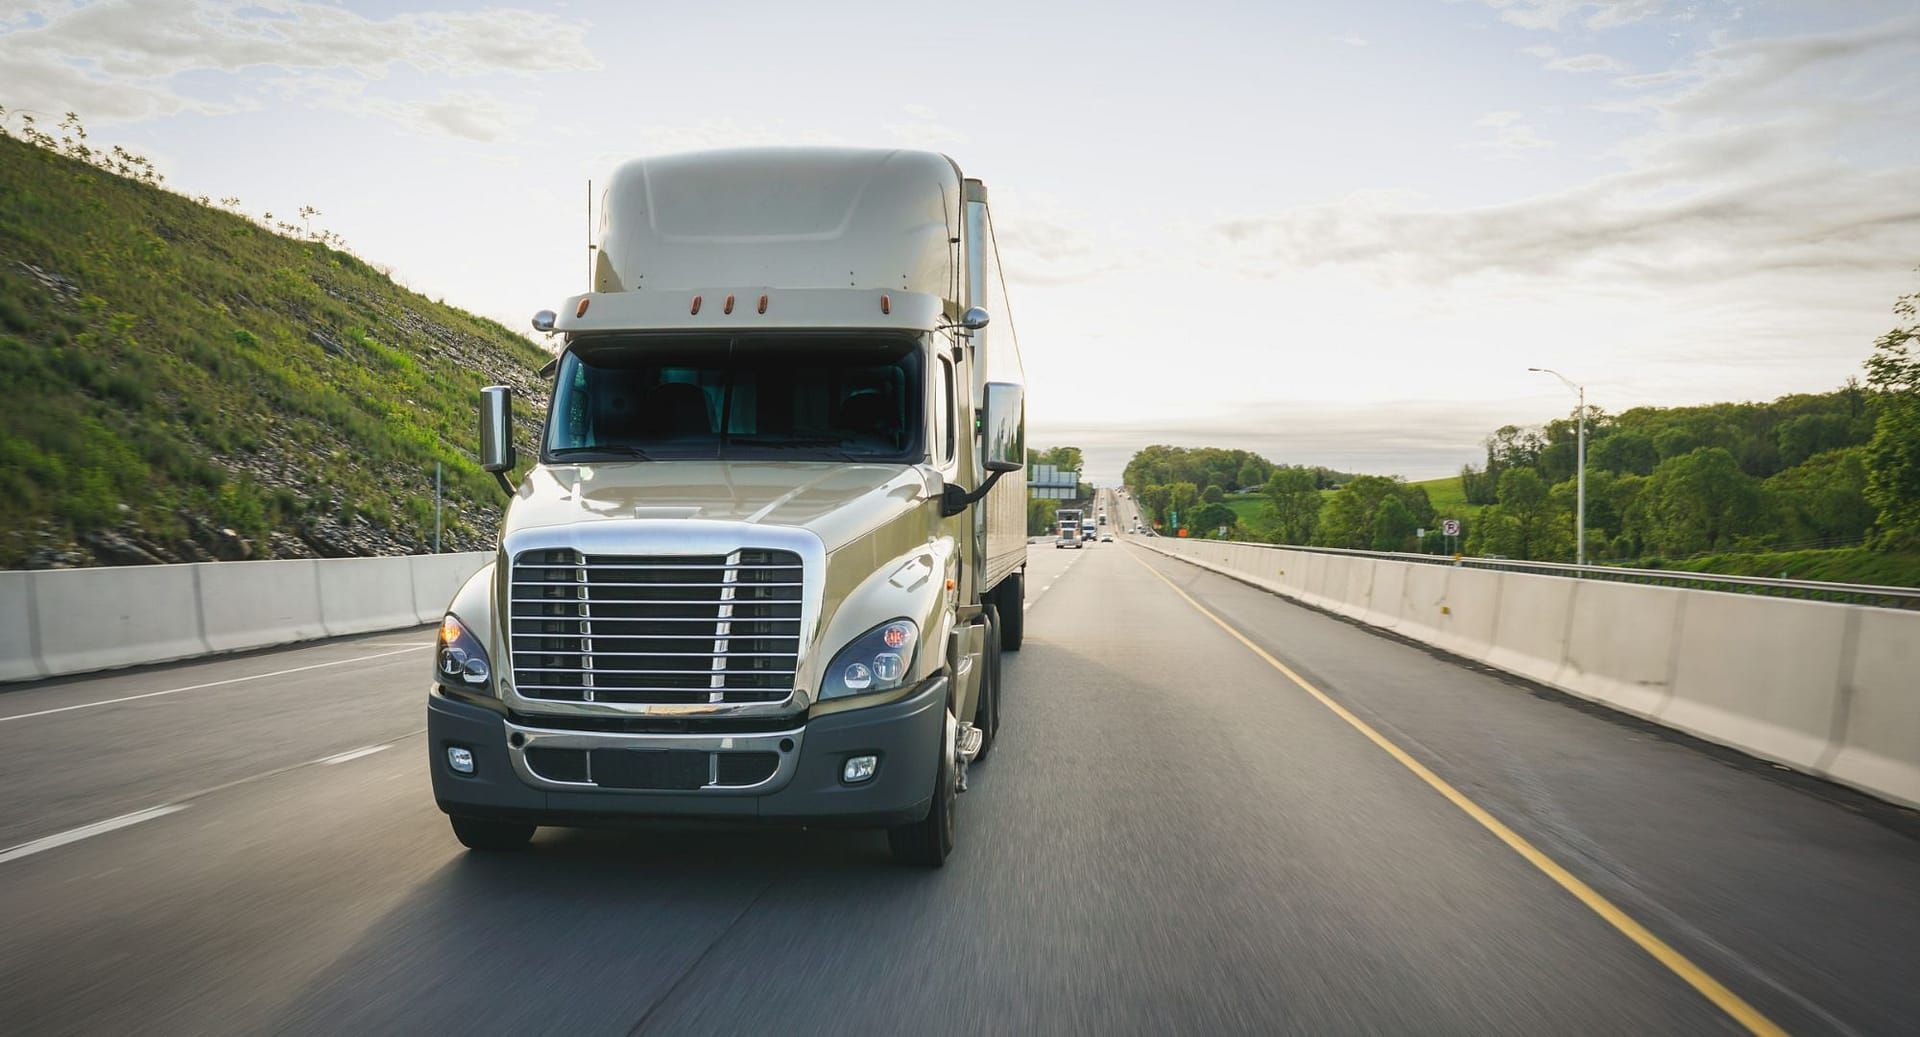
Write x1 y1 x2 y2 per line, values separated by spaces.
550 445 657 461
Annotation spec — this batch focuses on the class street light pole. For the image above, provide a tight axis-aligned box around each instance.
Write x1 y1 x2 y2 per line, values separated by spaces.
1529 367 1586 566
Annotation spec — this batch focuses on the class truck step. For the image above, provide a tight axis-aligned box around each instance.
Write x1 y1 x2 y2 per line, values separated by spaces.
957 721 984 762
955 721 984 792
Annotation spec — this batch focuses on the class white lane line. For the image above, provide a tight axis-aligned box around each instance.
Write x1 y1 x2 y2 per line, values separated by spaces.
0 805 188 865
0 646 431 725
317 744 393 766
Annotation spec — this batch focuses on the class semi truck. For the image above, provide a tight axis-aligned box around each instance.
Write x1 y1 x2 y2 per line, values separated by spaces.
1054 507 1083 549
428 148 1028 866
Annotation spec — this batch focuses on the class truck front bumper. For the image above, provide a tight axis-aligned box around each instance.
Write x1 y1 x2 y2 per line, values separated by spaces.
428 676 946 828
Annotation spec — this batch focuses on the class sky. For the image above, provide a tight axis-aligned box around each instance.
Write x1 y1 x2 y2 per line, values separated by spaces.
4 0 1918 485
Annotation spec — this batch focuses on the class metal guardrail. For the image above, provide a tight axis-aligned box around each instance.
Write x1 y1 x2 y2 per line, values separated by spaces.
1137 535 1920 610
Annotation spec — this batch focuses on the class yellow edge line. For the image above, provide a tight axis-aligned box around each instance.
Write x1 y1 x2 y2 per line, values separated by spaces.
1126 548 1787 1037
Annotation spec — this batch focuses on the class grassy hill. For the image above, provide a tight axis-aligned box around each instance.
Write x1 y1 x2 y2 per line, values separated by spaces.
0 130 551 568
1409 474 1485 521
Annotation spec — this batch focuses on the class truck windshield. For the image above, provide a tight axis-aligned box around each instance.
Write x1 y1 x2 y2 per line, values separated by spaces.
545 333 924 462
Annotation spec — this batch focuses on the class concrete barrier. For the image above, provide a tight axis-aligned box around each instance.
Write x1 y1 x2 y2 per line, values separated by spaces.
1133 537 1920 810
1560 580 1682 721
318 555 419 636
1824 608 1920 808
1396 562 1451 646
1663 593 1850 777
34 563 206 676
0 551 490 683
199 558 326 654
0 571 42 682
1484 570 1575 688
1364 559 1407 634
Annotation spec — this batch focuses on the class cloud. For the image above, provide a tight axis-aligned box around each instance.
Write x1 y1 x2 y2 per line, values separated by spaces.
1546 52 1624 72
0 0 597 137
1523 43 1626 73
1213 161 1920 285
1471 110 1554 151
993 210 1127 286
1481 0 1661 32
1641 13 1920 118
1212 16 1920 289
881 104 969 150
1331 34 1369 47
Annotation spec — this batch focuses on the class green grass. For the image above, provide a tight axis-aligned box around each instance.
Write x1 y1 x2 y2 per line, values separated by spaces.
1223 495 1267 526
1409 474 1484 521
0 132 551 566
1645 548 1920 587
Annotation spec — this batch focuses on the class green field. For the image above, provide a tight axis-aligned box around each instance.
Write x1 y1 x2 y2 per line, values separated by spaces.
1224 494 1268 527
1409 474 1484 522
0 130 550 567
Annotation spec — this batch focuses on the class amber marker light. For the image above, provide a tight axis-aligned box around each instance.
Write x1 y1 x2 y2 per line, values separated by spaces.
690 294 703 315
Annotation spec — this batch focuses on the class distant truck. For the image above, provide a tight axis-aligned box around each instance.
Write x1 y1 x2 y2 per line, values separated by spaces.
429 149 1028 866
1055 507 1083 549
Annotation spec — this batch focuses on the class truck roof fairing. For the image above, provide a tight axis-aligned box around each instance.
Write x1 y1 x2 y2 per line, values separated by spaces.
593 148 965 310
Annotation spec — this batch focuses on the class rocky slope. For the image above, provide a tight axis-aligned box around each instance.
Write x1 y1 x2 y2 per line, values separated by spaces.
0 129 552 568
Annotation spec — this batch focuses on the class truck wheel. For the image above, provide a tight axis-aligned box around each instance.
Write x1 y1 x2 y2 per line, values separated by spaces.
889 710 956 867
972 607 1002 761
997 573 1025 651
449 815 535 851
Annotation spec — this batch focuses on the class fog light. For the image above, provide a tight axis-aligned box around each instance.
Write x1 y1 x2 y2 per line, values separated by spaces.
447 746 475 775
843 755 878 783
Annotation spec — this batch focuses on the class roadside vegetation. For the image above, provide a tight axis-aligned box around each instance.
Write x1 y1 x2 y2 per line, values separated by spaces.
0 111 551 568
1118 276 1920 587
1025 445 1094 535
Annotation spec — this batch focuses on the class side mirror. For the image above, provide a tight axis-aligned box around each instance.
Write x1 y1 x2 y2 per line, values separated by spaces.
981 382 1023 473
531 310 557 334
480 385 516 475
960 306 991 331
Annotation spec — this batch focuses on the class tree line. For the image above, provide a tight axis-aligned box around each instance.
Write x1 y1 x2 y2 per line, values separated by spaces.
1457 274 1917 561
1119 273 1920 565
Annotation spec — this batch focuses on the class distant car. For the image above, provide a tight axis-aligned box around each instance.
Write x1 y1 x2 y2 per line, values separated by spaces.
1081 527 1096 541
1056 534 1082 549
1099 532 1113 542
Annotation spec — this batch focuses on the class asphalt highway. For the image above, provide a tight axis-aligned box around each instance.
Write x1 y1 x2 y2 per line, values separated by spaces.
2 526 1916 1035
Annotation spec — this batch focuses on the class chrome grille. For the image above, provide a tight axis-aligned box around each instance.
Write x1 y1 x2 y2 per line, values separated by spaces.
509 548 803 705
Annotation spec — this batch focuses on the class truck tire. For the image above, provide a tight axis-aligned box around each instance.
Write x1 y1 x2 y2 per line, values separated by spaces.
996 572 1025 651
449 815 535 851
889 710 957 867
972 607 1001 761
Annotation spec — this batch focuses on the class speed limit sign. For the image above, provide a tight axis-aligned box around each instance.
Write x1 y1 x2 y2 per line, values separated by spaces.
1442 519 1461 537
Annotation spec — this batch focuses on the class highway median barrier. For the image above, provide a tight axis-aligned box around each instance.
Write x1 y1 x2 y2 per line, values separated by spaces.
1 552 491 684
317 555 419 637
1823 608 1920 808
1134 537 1920 810
0 570 44 682
199 557 326 654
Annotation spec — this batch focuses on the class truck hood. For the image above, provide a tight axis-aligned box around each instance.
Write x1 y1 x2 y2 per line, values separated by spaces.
504 461 934 553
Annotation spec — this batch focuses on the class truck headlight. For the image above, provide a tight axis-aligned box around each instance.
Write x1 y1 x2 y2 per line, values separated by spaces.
820 619 919 701
435 614 493 692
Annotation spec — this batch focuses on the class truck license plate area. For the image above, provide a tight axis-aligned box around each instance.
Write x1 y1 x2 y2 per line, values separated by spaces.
591 748 709 790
